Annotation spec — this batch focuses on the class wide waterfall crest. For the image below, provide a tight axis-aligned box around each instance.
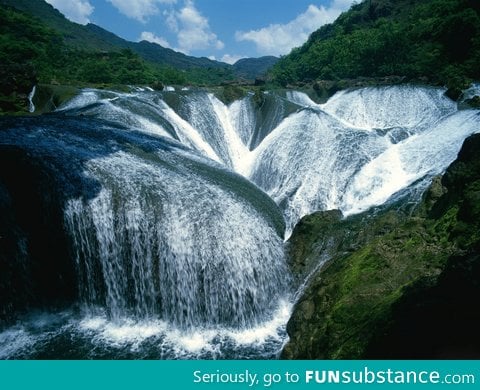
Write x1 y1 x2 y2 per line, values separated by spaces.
248 108 389 235
341 109 480 215
58 85 480 238
276 86 479 233
320 85 457 130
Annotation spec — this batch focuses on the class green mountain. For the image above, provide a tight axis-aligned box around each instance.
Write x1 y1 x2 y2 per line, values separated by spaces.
271 0 480 94
232 56 279 81
0 0 279 78
0 0 116 51
0 0 230 71
0 0 283 113
0 3 196 113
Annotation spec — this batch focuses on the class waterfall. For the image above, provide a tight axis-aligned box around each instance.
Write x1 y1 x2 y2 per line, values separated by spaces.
64 150 287 329
320 85 456 130
272 86 479 234
57 85 480 237
1 84 478 359
0 116 289 358
28 85 36 113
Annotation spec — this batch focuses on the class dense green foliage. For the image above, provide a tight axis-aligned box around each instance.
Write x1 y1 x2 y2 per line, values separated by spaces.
0 0 116 51
283 134 480 359
271 0 480 89
0 6 194 113
0 0 230 71
0 7 55 112
0 0 271 85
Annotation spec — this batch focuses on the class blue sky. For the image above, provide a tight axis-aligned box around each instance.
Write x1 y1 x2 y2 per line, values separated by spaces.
45 0 357 63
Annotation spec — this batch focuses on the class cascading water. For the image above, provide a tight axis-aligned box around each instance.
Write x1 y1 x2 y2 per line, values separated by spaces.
0 84 479 359
27 85 36 113
0 117 289 359
272 86 480 233
58 85 479 236
64 151 287 328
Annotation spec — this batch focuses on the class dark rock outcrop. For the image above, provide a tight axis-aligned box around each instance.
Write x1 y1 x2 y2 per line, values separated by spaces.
0 146 80 325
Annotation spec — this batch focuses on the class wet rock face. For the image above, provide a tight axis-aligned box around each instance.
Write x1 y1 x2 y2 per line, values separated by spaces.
0 146 79 324
287 209 343 284
283 134 480 360
465 96 480 108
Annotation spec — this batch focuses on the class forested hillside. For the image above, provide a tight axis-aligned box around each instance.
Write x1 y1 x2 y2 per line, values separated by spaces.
0 6 190 112
0 0 230 71
271 0 480 93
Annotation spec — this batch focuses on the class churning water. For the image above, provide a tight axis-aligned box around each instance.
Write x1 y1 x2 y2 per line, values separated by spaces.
0 85 479 359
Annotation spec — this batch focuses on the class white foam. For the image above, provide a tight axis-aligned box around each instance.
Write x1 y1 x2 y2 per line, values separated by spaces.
0 327 35 359
285 91 318 108
76 299 291 355
341 110 480 215
80 316 166 349
58 90 101 111
158 100 222 163
461 83 480 102
208 94 255 176
225 299 291 345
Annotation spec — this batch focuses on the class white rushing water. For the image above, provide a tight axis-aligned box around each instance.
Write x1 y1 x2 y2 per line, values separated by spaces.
28 85 36 113
274 86 480 232
0 117 291 359
57 140 289 358
58 85 479 237
0 300 292 359
64 150 288 329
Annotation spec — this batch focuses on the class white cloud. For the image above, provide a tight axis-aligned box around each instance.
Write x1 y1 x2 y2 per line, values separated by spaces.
164 10 179 32
45 0 94 25
235 0 357 56
107 0 177 23
167 0 224 54
139 31 171 48
220 54 246 65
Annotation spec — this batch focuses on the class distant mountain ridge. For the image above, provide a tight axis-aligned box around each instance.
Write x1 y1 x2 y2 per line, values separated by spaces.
233 56 279 80
0 0 228 71
0 0 277 79
0 0 281 113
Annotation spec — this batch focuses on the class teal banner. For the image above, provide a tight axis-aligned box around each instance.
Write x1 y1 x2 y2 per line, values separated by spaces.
0 361 478 389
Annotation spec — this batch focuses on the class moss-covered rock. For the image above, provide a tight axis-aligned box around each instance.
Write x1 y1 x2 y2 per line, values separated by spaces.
464 96 480 108
287 210 343 282
0 62 37 115
32 84 78 114
283 134 480 359
213 85 249 105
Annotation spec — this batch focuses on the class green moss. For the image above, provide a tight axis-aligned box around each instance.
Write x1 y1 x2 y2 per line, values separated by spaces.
216 85 248 105
32 84 78 114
